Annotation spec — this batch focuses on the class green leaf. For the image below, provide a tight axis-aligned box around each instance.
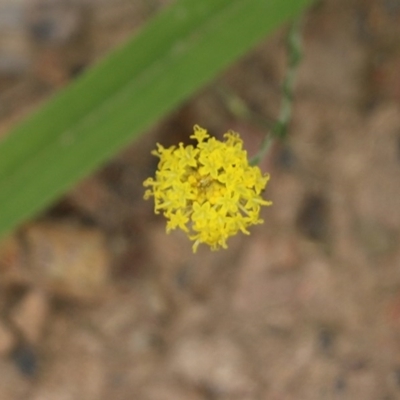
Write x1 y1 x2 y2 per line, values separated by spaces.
0 0 312 237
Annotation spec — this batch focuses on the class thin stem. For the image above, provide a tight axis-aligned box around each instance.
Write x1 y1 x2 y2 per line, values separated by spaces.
250 16 304 165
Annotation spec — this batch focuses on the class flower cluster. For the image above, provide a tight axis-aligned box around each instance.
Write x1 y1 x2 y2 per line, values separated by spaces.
143 125 271 252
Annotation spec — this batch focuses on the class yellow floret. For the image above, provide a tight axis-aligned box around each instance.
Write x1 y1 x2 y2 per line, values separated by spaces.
143 125 272 252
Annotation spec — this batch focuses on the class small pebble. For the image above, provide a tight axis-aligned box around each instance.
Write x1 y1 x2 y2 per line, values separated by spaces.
24 222 111 302
12 345 37 377
27 2 85 46
296 194 329 241
0 320 16 355
10 289 50 345
318 327 335 354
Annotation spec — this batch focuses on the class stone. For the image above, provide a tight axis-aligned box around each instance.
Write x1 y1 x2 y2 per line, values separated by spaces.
0 320 16 355
170 335 255 396
23 222 111 302
10 289 50 345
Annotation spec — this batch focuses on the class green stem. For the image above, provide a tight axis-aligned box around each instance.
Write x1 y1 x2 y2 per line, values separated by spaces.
250 16 304 165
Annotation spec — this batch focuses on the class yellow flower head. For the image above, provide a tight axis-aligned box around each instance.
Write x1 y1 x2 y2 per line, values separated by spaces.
143 125 272 252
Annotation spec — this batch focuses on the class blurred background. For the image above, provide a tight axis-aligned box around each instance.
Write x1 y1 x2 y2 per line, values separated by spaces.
1 0 400 398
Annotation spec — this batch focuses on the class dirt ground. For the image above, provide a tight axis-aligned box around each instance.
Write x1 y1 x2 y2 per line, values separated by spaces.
1 0 400 399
